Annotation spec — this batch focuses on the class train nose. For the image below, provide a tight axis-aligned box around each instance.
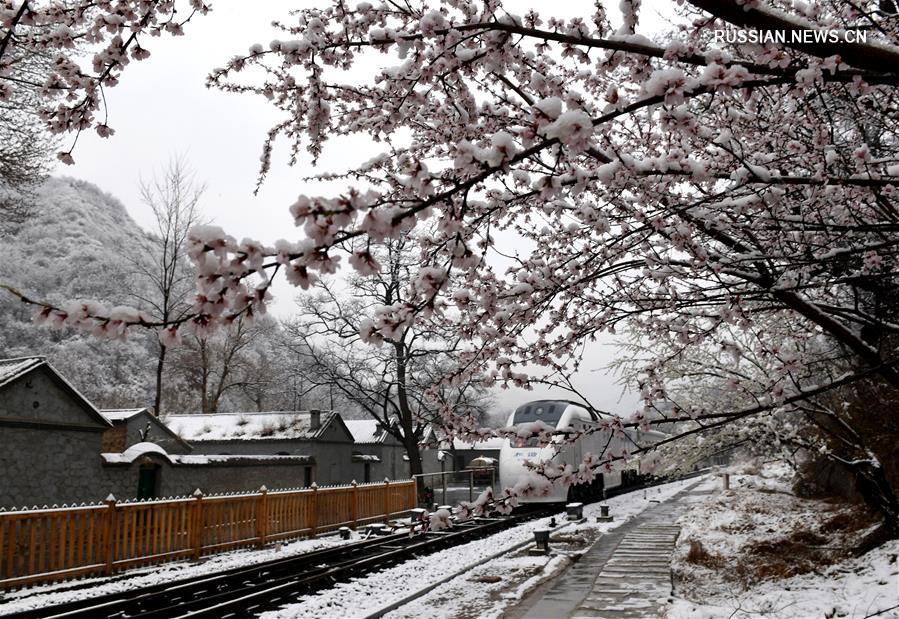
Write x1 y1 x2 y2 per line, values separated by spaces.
499 442 572 503
499 445 541 488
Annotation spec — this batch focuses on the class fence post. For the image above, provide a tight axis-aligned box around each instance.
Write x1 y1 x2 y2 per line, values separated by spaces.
256 485 268 549
310 483 318 537
351 480 358 530
190 489 204 561
383 478 390 521
103 494 118 576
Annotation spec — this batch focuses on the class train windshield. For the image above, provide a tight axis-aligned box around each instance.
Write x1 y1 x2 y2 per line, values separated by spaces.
511 402 567 447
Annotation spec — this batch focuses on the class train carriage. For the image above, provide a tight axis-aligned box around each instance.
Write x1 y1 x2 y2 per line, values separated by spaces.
498 399 665 503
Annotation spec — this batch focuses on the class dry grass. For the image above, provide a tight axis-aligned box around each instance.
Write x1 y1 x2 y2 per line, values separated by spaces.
685 540 725 568
676 470 882 595
821 507 880 535
741 528 829 578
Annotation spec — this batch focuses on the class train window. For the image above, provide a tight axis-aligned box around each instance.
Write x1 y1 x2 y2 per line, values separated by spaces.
512 401 565 427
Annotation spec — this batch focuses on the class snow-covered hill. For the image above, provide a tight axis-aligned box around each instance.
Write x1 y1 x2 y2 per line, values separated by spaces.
0 176 158 408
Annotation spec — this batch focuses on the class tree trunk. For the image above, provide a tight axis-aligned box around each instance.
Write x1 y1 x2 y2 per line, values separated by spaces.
405 436 424 478
153 343 167 416
200 340 210 414
404 433 427 505
393 340 427 494
849 460 899 554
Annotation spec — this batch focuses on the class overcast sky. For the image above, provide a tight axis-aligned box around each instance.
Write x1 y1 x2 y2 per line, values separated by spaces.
56 1 680 419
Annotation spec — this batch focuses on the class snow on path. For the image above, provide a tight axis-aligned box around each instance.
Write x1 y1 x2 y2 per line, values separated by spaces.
263 477 705 619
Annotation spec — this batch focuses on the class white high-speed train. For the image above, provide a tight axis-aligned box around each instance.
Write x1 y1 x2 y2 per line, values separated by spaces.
498 399 665 503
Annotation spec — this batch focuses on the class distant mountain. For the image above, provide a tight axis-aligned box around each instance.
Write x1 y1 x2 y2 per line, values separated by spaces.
0 176 158 408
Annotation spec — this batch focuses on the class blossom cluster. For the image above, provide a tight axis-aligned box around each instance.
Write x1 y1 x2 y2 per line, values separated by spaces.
1 0 211 161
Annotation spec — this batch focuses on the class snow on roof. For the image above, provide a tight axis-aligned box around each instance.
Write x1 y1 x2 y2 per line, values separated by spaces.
100 408 147 421
101 441 313 466
162 411 326 442
451 437 507 451
351 453 381 463
103 441 171 464
0 357 45 388
344 419 389 444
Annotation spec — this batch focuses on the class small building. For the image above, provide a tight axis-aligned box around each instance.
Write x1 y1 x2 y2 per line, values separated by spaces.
343 419 409 483
99 443 314 500
0 357 347 507
420 431 506 476
163 411 362 486
445 437 505 470
0 357 113 508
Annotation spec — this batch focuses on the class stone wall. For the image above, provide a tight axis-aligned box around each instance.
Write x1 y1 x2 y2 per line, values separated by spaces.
0 366 113 508
0 426 109 508
188 439 367 486
0 366 105 426
101 456 316 499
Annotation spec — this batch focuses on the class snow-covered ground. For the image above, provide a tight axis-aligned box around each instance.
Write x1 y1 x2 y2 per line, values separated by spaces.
0 477 701 618
12 468 889 619
263 477 701 619
666 462 899 619
0 529 360 614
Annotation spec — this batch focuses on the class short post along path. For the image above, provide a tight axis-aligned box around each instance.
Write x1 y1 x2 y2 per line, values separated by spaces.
515 479 717 619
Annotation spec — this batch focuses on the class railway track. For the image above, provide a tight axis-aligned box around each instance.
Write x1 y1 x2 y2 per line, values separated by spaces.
3 471 709 619
3 507 556 619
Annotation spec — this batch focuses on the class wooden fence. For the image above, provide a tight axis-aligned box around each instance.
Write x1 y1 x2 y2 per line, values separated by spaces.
0 479 416 589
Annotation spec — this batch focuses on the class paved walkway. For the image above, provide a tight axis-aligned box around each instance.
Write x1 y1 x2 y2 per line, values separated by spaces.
513 481 714 619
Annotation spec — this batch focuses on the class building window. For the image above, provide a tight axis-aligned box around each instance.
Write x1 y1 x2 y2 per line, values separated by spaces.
364 462 372 484
304 466 313 488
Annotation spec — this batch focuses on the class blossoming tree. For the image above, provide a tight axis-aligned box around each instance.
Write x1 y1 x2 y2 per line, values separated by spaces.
5 0 899 537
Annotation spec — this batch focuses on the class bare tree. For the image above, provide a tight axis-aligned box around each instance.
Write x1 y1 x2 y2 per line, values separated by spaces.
129 158 204 415
284 237 492 481
171 315 287 414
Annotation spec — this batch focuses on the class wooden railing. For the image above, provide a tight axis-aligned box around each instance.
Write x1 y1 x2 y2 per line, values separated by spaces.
0 479 416 589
